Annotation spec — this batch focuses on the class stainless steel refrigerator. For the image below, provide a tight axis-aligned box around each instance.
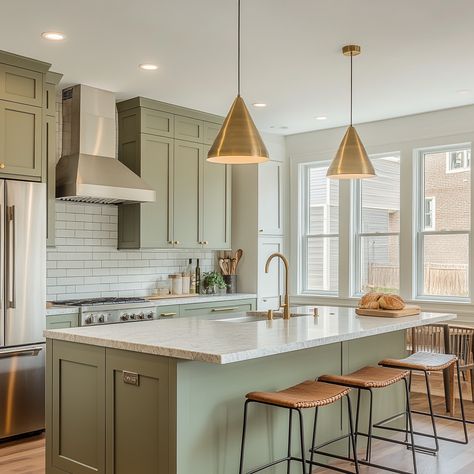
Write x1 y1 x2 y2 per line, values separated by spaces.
0 180 46 439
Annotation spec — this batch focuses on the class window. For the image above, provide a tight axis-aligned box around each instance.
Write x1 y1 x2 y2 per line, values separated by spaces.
417 146 471 298
353 154 400 295
424 197 435 231
446 150 470 173
301 163 339 294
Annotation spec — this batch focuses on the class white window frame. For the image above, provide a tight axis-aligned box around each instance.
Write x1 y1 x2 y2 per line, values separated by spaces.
300 162 339 296
416 144 471 302
352 153 401 296
446 150 471 173
424 197 436 231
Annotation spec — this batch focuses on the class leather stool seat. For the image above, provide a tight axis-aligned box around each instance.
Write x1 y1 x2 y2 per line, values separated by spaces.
319 366 408 388
246 380 350 409
380 351 457 371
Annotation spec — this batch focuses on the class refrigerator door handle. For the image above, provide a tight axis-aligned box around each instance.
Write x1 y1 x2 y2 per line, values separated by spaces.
6 205 15 309
0 346 43 359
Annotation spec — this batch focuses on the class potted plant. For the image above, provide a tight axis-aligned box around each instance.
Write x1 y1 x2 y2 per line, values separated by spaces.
201 271 227 295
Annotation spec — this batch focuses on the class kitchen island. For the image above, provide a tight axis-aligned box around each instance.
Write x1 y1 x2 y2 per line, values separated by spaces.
45 306 455 474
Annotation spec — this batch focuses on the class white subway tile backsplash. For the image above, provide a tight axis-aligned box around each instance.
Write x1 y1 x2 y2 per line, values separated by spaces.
47 201 215 301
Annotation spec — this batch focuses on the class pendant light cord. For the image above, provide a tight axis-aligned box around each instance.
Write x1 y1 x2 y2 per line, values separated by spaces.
350 53 353 126
237 0 241 96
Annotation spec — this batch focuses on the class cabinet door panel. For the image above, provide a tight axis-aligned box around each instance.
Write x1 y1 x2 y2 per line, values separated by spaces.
203 121 221 145
46 313 79 329
0 64 43 107
201 146 231 249
0 102 42 177
175 115 203 142
51 341 105 474
45 115 56 246
141 109 174 137
258 237 283 300
173 140 201 248
258 160 282 235
140 135 173 248
106 350 171 474
44 82 56 116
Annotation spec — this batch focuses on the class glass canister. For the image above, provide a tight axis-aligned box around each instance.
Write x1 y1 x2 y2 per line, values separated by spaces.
170 274 183 295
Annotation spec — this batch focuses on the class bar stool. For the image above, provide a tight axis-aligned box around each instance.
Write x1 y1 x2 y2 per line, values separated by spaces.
318 366 417 474
238 379 359 474
377 351 468 453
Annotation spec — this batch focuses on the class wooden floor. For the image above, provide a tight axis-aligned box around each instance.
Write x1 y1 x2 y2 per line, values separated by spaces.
1 382 473 474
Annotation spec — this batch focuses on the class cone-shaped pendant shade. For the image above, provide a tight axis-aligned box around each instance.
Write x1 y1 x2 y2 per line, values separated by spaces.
327 126 376 179
207 95 269 164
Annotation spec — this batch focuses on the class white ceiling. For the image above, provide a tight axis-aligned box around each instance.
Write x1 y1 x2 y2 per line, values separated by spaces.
1 0 473 134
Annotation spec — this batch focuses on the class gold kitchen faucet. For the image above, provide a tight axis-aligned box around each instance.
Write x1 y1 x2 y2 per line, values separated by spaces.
264 253 290 320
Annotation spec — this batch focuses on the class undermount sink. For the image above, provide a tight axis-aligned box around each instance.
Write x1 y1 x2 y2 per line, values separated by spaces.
216 310 313 323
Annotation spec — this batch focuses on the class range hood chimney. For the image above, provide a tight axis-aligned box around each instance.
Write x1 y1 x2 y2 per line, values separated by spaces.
56 84 155 204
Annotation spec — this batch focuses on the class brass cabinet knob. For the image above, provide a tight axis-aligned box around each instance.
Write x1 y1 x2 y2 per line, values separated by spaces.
258 229 264 233
203 241 208 245
0 163 5 169
168 240 173 244
174 240 180 245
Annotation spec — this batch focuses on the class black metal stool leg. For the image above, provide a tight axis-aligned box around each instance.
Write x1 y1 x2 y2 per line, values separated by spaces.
297 409 307 474
403 377 418 474
346 394 360 474
287 409 293 474
239 400 250 474
404 371 412 443
456 360 469 444
423 370 439 452
354 389 361 451
309 407 318 471
365 389 374 462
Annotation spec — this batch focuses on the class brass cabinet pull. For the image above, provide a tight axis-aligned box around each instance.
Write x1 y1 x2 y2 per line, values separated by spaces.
0 163 5 169
259 229 264 232
211 307 238 312
160 312 177 317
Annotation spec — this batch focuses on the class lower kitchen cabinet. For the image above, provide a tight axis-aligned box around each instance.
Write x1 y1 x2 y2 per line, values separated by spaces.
178 298 255 318
46 313 79 330
106 349 172 474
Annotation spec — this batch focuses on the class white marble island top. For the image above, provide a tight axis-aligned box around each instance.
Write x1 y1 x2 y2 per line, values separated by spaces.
44 306 456 364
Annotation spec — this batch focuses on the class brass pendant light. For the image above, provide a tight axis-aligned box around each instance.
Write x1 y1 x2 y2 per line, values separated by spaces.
207 0 269 164
327 45 376 179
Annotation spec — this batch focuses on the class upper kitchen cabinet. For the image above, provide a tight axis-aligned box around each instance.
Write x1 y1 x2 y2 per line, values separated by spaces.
116 97 230 250
258 160 283 235
0 51 60 183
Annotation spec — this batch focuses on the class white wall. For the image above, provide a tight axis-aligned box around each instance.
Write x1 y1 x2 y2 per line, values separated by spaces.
286 104 474 321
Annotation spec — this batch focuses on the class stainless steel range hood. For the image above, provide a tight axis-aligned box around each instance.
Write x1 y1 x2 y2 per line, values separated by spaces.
56 85 155 204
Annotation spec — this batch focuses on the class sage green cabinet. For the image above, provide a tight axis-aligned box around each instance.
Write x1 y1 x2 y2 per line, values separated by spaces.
49 341 106 474
173 140 201 248
106 349 173 474
117 98 231 250
0 101 42 177
45 114 56 247
46 313 79 330
0 63 43 107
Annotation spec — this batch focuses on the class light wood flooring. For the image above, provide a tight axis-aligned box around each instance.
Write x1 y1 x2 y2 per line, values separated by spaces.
1 376 474 474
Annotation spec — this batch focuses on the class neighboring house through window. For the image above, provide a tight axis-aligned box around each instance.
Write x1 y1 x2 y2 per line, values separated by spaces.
424 197 435 231
446 150 471 173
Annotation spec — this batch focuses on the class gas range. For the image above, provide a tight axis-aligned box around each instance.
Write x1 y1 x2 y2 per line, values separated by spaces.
53 297 159 326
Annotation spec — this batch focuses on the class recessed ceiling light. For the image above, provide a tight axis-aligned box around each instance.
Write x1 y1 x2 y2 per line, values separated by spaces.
252 103 267 108
457 89 470 95
315 116 327 120
139 64 158 71
41 31 65 41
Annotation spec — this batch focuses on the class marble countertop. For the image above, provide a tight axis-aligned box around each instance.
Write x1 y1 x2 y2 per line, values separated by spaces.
44 306 456 364
45 293 256 316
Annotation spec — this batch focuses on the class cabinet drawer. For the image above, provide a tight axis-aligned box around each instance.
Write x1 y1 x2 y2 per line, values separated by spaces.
258 297 281 311
0 64 43 107
156 305 180 319
141 108 174 137
175 115 203 142
179 299 256 318
203 121 221 145
46 313 79 330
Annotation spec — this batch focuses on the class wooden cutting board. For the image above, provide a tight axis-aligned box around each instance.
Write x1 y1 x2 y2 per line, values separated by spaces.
355 304 421 318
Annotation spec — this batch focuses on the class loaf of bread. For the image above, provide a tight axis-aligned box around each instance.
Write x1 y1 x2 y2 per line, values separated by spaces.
359 292 382 309
358 292 405 310
378 294 405 310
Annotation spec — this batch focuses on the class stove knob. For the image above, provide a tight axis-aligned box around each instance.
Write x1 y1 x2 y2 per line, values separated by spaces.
85 316 93 324
121 313 129 321
138 312 145 320
130 313 136 320
147 312 154 319
98 314 105 323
